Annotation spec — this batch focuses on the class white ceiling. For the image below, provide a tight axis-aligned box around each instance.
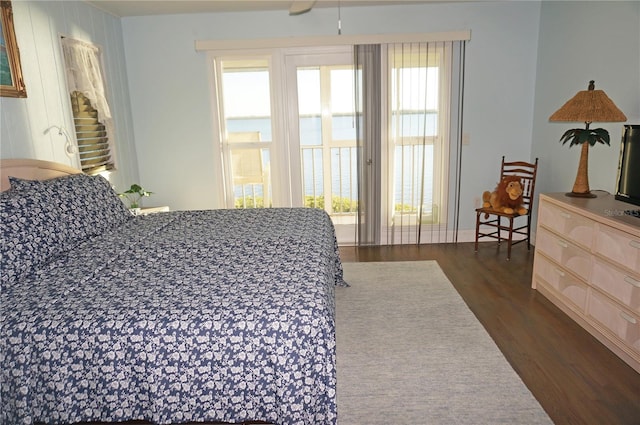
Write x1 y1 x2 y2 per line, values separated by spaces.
84 0 455 18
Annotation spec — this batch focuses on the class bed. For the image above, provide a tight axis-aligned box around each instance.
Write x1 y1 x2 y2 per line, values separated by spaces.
0 159 344 425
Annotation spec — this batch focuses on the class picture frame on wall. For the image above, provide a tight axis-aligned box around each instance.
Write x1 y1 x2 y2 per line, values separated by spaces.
0 0 26 98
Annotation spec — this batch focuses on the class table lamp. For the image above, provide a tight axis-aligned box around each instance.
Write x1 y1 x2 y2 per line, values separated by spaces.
549 80 627 198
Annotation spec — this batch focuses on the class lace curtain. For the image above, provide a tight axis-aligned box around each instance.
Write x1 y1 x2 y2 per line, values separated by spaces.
61 37 112 123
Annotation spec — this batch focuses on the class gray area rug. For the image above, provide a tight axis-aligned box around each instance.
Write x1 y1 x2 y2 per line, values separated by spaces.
336 261 552 425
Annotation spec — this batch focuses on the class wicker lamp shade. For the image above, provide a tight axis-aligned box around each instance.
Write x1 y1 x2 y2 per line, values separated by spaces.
549 80 627 123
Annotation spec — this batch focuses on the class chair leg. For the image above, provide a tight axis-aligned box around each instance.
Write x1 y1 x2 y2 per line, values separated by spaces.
475 211 481 252
526 216 532 251
507 217 514 260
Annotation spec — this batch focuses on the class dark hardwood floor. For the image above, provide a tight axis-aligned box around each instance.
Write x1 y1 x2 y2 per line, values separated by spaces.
339 242 640 425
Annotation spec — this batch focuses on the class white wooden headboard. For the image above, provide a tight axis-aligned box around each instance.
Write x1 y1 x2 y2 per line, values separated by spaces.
1 159 82 191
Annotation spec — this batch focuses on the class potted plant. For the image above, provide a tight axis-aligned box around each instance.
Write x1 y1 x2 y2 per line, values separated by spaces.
119 184 153 215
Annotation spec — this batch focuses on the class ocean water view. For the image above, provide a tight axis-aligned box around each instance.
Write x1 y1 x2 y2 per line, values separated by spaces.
227 115 436 209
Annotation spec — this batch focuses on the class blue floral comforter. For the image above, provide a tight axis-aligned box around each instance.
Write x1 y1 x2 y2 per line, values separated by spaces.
1 208 343 425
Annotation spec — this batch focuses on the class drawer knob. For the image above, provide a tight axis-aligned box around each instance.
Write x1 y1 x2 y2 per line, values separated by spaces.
624 276 640 288
630 240 640 249
560 212 571 219
619 311 637 324
554 268 566 277
556 239 569 248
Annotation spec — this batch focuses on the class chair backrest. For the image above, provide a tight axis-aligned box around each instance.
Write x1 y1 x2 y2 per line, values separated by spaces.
231 149 264 185
500 156 539 214
228 132 264 185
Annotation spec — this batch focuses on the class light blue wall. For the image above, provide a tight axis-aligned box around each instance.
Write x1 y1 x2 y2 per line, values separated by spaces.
0 0 139 192
532 1 640 198
2 1 638 236
121 1 542 234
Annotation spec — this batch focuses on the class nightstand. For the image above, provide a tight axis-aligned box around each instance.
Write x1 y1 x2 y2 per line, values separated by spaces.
138 206 170 215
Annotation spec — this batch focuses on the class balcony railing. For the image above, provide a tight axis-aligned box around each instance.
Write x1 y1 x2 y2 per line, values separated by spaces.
300 142 437 221
229 136 439 227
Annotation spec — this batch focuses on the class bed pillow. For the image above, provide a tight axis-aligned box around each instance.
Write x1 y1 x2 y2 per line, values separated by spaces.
9 174 132 246
0 189 67 286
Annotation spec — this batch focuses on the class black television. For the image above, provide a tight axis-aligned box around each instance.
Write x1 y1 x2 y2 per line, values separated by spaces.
615 124 640 207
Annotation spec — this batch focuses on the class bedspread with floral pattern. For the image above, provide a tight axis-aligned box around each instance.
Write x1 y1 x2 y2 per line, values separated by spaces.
1 207 343 425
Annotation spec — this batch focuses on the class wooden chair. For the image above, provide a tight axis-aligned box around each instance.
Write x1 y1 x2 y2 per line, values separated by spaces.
475 156 539 260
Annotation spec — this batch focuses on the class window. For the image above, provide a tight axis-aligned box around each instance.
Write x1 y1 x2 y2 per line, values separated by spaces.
61 37 115 174
355 41 459 245
207 40 464 245
384 42 453 244
214 58 274 208
294 62 357 217
69 91 113 174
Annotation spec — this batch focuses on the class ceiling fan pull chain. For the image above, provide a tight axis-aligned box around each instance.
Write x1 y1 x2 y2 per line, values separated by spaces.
338 0 342 35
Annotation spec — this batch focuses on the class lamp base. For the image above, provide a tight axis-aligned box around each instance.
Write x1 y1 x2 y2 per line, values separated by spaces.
565 191 597 198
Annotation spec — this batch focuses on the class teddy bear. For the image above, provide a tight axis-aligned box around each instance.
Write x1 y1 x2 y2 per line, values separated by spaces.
482 175 528 215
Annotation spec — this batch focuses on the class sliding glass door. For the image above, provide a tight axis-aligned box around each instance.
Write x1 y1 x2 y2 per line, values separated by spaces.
207 41 462 246
285 48 358 242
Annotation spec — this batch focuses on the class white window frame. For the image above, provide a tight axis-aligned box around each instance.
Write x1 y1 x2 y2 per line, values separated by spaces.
207 50 292 208
207 46 355 210
204 37 464 245
283 46 355 208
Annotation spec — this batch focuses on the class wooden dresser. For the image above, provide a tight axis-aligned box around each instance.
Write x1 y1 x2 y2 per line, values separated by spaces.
532 193 640 373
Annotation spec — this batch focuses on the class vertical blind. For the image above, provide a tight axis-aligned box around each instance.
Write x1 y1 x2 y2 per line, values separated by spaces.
354 44 382 245
354 40 466 245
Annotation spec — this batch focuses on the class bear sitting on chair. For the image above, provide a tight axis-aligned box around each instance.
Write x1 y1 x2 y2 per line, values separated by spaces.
483 175 527 215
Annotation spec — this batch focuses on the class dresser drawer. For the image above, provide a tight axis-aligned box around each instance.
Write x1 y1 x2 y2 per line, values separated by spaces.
538 200 594 249
591 258 640 315
536 227 592 282
593 224 640 273
534 254 588 312
587 291 640 353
